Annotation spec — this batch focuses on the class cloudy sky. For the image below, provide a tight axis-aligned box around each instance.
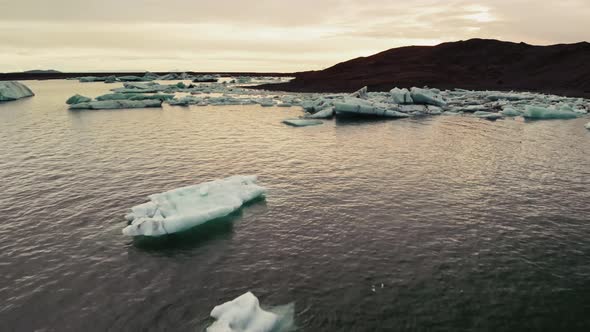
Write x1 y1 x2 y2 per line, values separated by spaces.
1 0 589 72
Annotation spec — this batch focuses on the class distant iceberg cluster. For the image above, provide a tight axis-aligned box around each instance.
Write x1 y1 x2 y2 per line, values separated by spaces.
122 175 266 237
0 81 34 102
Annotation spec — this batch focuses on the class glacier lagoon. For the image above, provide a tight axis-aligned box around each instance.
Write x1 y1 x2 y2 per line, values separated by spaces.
1 79 590 331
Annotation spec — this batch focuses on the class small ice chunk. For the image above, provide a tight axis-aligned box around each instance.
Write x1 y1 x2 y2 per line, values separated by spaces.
283 119 323 127
410 87 447 107
69 100 163 110
501 107 521 117
0 81 35 101
305 107 334 119
122 175 266 237
66 94 91 105
350 86 368 99
585 122 590 130
390 88 414 104
474 111 503 120
207 292 292 332
523 105 578 119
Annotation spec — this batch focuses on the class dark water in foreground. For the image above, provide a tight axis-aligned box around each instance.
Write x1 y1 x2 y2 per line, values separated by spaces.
1 80 590 332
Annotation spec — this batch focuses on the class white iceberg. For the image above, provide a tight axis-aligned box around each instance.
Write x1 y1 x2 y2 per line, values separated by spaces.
282 119 323 127
0 81 34 102
207 292 293 332
122 175 266 237
334 98 409 118
390 88 414 104
585 122 590 130
410 87 447 107
69 100 162 110
66 94 92 105
523 105 578 119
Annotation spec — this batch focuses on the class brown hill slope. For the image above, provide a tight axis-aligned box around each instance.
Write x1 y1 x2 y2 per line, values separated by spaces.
256 39 590 97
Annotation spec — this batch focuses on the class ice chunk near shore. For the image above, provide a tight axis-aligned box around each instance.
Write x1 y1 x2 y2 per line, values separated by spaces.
122 176 266 237
283 119 323 127
305 107 334 119
66 94 91 105
390 88 414 104
522 105 578 119
334 98 409 118
410 87 447 107
350 86 368 99
0 81 35 101
501 107 521 117
585 122 590 130
207 292 294 332
69 100 162 110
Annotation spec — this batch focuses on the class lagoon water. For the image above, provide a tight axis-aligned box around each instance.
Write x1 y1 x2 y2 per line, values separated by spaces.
1 80 589 331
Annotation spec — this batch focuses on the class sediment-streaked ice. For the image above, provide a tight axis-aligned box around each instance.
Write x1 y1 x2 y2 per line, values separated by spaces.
282 119 323 127
122 175 266 237
207 292 294 332
0 81 34 102
69 100 163 110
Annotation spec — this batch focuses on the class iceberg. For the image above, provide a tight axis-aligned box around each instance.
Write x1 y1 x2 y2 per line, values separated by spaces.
283 119 323 127
410 87 447 107
207 292 293 332
0 81 34 102
78 76 106 83
117 75 152 82
522 105 578 119
122 175 266 237
69 100 162 110
390 88 414 104
95 93 174 101
66 94 91 105
334 98 409 118
585 122 590 130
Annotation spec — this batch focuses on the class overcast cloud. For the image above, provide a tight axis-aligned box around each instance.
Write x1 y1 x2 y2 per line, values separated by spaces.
1 0 588 72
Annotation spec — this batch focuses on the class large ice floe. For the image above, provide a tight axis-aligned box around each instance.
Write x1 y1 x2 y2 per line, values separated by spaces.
122 176 266 237
207 292 294 332
0 81 34 102
69 100 162 110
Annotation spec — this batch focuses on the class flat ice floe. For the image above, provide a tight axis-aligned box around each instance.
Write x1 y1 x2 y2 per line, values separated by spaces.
0 81 34 102
122 176 266 237
207 292 294 332
69 100 162 110
522 105 578 119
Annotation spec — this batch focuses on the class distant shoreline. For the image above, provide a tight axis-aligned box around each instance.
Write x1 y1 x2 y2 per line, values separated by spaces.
0 71 292 82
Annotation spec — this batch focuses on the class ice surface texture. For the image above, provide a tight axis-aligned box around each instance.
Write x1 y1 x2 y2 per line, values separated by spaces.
122 176 266 237
0 81 34 102
207 292 294 332
523 105 578 119
69 100 163 110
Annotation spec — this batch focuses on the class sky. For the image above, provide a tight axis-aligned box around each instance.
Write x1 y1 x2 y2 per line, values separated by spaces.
1 0 589 73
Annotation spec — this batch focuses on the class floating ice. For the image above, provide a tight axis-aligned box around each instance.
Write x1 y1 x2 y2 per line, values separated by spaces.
501 107 521 117
334 98 409 118
122 176 266 237
410 87 447 107
283 119 323 127
193 75 219 83
350 86 368 99
390 88 414 104
69 100 162 110
95 93 174 101
66 94 91 105
523 105 578 119
305 107 334 119
585 122 590 130
474 111 503 120
117 75 152 82
207 292 293 332
0 81 34 102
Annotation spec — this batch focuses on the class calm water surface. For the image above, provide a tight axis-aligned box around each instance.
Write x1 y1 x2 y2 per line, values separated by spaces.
1 80 589 331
